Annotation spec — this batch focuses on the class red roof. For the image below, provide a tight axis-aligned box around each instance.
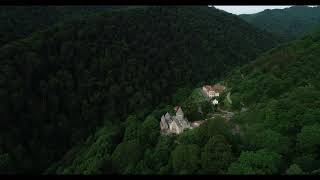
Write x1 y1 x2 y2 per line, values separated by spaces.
203 84 225 93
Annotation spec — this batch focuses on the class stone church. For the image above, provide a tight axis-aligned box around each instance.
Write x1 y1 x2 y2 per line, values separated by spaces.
160 107 191 134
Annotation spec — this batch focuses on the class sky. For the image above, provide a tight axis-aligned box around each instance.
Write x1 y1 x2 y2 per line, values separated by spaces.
213 6 292 15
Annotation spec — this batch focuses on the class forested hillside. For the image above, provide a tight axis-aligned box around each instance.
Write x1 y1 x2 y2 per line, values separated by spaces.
0 6 133 46
0 6 281 173
224 30 320 174
239 6 320 40
47 26 320 175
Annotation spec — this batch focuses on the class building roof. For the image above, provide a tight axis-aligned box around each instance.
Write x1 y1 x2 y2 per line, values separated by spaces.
160 115 168 128
191 120 204 125
173 117 183 127
203 84 226 93
213 84 226 92
174 106 180 112
190 120 204 128
164 112 172 123
175 107 183 115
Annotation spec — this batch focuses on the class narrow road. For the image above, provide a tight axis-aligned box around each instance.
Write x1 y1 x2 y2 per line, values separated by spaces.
227 92 232 104
195 87 241 135
205 108 235 123
217 108 234 117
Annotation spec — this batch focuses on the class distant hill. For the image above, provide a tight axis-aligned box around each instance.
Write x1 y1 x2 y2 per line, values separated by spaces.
0 6 281 173
239 6 320 40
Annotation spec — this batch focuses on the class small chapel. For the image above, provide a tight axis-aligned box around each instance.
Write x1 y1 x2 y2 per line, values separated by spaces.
160 106 204 135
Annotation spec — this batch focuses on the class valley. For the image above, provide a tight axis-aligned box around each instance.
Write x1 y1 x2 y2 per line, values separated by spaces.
1 5 320 175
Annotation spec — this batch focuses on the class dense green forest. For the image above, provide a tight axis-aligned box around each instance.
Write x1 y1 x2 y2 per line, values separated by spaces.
0 6 136 47
224 30 320 174
0 6 281 173
47 25 320 175
239 5 320 40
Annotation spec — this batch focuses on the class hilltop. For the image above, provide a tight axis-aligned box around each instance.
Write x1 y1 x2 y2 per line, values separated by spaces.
239 6 320 40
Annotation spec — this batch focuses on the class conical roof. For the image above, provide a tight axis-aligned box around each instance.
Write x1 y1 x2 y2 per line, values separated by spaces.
176 107 183 116
165 112 171 120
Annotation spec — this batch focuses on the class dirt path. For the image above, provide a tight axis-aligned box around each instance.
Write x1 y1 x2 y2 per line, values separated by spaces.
196 87 242 134
217 108 234 118
227 92 232 104
216 108 242 134
206 108 235 123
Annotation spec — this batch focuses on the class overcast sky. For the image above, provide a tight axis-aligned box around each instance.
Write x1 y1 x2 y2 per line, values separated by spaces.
214 6 292 15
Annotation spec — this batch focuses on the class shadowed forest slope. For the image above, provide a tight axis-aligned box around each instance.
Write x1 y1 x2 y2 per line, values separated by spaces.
0 6 281 173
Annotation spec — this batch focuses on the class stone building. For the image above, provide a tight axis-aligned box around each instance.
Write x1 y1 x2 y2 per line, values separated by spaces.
202 84 226 98
160 106 191 135
202 84 226 106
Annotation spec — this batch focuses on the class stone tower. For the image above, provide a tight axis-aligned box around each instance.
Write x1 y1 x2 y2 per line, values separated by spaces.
160 115 168 131
175 107 184 121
